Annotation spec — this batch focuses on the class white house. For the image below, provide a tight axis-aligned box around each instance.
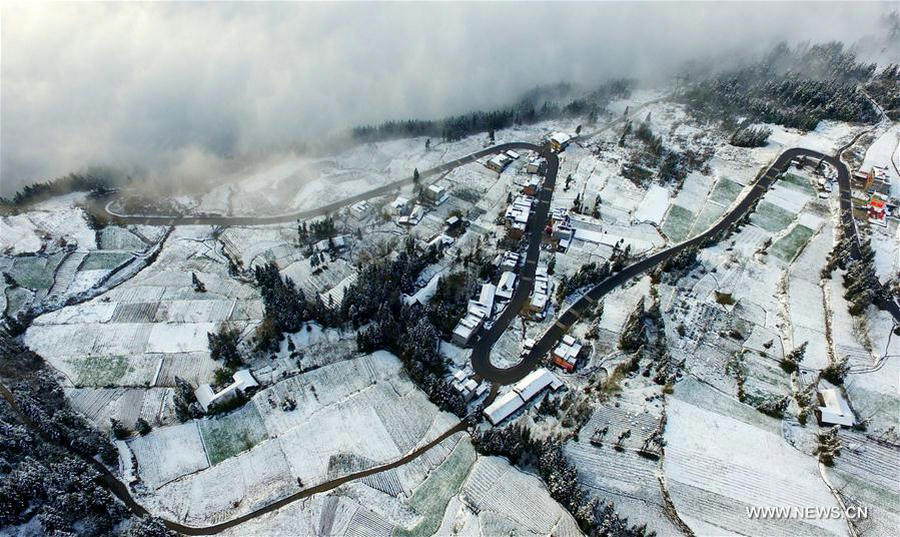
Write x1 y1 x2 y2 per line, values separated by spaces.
549 132 571 152
194 370 258 412
486 154 513 172
496 271 517 300
349 201 371 219
817 388 855 427
390 196 412 215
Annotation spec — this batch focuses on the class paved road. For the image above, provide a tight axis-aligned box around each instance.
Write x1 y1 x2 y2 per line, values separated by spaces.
0 377 466 535
473 146 900 385
93 143 545 226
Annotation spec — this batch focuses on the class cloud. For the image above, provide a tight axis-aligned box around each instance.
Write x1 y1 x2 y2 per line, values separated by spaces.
1 1 894 194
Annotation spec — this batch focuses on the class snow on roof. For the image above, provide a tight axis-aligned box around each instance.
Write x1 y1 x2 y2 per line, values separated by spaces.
478 283 496 313
506 150 521 159
195 370 258 412
549 132 571 145
818 389 854 426
496 271 517 300
483 390 526 425
513 368 561 401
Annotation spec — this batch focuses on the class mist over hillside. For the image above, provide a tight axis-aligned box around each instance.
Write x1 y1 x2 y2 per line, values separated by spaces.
1 1 897 195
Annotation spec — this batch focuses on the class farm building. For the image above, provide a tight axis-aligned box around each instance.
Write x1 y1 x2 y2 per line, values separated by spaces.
483 367 562 425
194 370 258 412
484 390 526 425
548 132 571 152
505 149 521 160
816 388 855 427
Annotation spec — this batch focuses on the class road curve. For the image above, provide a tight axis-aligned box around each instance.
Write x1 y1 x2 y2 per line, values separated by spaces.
0 376 467 535
93 143 546 226
473 146 900 385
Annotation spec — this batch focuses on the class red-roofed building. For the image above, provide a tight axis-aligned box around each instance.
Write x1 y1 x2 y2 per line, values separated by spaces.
869 195 886 220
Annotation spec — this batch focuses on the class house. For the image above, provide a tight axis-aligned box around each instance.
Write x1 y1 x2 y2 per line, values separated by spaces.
424 234 454 254
522 176 542 196
521 338 535 357
194 370 258 412
425 184 447 203
505 195 534 226
486 154 513 172
528 269 551 316
349 201 371 219
399 205 425 226
505 150 521 160
313 234 347 253
476 283 497 318
496 271 517 300
450 283 496 346
548 132 571 152
552 335 583 372
508 222 526 240
526 157 546 175
499 251 520 271
451 310 486 346
390 196 412 215
816 388 855 427
445 216 461 230
869 195 887 220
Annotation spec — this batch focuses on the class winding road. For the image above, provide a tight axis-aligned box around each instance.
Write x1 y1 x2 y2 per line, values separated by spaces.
472 146 900 384
16 131 895 534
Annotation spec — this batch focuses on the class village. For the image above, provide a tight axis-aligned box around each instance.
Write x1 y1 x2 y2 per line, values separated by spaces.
3 65 899 537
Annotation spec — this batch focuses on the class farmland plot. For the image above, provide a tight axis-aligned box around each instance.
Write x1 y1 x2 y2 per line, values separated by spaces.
664 387 845 537
129 421 210 489
146 438 297 526
787 277 828 370
24 226 262 388
198 404 269 465
661 205 695 243
394 438 476 537
751 201 796 233
455 453 581 537
771 224 815 262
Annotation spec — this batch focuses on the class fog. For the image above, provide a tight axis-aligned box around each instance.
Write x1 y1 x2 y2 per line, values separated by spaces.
1 1 895 195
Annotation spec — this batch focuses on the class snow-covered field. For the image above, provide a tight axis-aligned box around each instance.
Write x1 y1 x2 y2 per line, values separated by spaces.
664 380 846 537
126 351 460 526
24 226 262 391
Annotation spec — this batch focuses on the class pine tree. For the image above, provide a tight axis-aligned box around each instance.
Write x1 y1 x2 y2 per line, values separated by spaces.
191 272 206 293
814 426 842 466
135 418 152 436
